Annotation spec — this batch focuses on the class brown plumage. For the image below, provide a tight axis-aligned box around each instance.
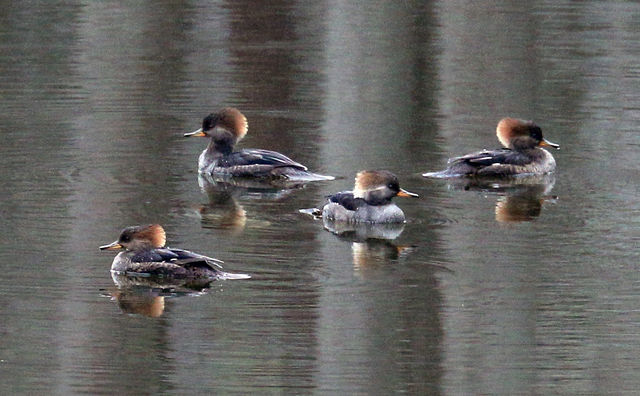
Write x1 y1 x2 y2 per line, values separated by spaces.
100 224 249 280
423 118 559 178
184 107 334 181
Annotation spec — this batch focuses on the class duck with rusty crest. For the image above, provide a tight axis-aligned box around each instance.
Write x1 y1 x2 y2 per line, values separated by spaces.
100 224 249 280
423 118 559 178
307 170 419 224
185 107 334 181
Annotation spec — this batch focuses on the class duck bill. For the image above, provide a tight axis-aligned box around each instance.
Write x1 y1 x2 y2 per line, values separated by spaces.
99 241 123 250
397 188 419 198
539 138 559 149
184 128 206 137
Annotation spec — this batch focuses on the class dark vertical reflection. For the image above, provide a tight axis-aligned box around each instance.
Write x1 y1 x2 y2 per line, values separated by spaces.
221 0 330 173
224 0 300 149
226 0 298 109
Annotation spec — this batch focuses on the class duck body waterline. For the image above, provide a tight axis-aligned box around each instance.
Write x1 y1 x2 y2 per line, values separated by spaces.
322 192 409 224
196 146 326 180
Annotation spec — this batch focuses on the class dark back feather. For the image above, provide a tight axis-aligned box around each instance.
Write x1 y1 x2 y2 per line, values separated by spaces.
220 149 307 170
131 248 223 271
450 148 531 168
327 191 366 211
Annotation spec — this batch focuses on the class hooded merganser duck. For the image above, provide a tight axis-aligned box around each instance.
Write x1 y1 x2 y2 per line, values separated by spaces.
319 170 419 223
99 224 249 280
184 107 334 181
423 118 559 178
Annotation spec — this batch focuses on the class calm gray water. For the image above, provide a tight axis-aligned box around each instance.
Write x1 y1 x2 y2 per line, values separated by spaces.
1 1 639 394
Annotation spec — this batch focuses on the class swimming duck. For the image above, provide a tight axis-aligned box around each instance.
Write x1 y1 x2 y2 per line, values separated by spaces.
184 107 334 181
319 170 419 223
99 224 249 280
423 118 559 178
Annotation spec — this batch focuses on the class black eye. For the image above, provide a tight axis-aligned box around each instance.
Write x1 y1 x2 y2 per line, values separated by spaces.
120 234 131 243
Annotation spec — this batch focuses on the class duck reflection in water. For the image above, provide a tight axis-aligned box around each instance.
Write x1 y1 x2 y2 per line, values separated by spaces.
447 174 557 222
196 173 304 233
105 280 208 318
322 218 406 240
351 240 415 273
325 220 415 273
107 270 220 317
106 285 167 317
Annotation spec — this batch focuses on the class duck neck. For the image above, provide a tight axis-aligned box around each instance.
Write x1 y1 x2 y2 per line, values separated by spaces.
515 146 546 157
510 136 540 153
360 190 393 206
206 137 235 157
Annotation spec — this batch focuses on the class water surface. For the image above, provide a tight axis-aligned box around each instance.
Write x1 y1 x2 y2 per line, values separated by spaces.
1 0 639 394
